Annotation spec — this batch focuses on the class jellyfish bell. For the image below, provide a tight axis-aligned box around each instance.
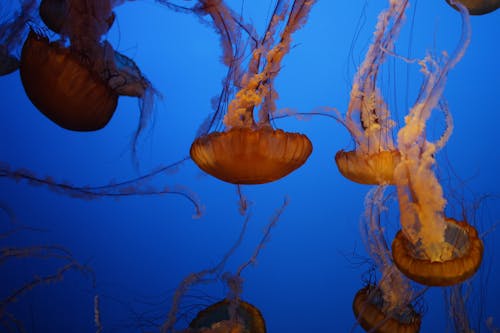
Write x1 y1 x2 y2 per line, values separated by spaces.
190 125 312 184
19 31 119 131
39 0 116 34
391 218 484 286
353 285 421 333
445 0 500 15
188 299 266 333
335 149 400 185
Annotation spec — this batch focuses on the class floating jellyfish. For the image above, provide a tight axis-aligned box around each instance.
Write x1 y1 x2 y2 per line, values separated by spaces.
20 0 157 151
161 199 287 333
187 299 266 333
391 2 483 286
353 187 422 333
0 0 37 76
189 0 314 185
445 0 500 15
334 0 408 185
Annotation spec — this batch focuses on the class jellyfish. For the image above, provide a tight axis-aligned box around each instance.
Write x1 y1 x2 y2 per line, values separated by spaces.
20 0 158 156
188 0 314 185
391 1 483 286
0 0 37 76
353 187 422 333
160 198 287 333
334 0 409 185
445 0 500 15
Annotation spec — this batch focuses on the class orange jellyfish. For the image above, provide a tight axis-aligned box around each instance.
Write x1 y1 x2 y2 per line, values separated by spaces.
187 299 266 333
391 2 483 286
335 0 408 185
160 199 287 333
20 0 157 148
445 0 500 15
0 0 37 76
189 0 314 185
353 186 421 333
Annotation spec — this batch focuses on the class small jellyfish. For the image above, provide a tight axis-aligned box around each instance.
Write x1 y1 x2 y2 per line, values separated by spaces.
189 0 314 185
353 186 421 333
335 0 408 185
445 0 500 15
187 299 266 333
391 2 483 286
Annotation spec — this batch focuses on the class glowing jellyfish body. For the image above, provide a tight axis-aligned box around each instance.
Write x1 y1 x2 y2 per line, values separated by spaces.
391 1 483 286
353 286 421 333
191 127 311 184
392 218 484 286
335 0 408 185
20 32 119 131
188 300 266 333
189 0 314 185
445 0 500 15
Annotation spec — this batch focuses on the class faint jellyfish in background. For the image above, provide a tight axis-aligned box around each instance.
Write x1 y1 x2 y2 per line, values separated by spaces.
445 0 500 15
391 2 483 287
20 0 158 155
334 0 409 186
353 186 422 333
0 0 37 76
188 0 314 185
160 199 288 333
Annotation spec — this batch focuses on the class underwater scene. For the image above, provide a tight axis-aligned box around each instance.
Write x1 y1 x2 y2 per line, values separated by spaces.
1 0 499 332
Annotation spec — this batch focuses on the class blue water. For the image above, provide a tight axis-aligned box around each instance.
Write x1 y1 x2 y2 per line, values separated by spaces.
1 1 499 332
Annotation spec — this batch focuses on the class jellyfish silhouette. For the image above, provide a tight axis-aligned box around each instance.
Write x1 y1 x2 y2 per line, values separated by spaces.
445 0 500 15
20 0 157 153
334 0 408 185
391 2 483 287
0 0 37 76
188 0 314 185
353 187 422 333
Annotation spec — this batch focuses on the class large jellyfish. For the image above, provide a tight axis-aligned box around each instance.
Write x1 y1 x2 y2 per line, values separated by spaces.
334 0 409 185
189 0 314 185
391 1 483 286
20 0 157 153
353 187 422 333
0 0 37 76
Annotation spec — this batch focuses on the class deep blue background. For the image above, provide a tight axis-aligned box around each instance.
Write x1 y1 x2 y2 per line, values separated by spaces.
1 1 499 332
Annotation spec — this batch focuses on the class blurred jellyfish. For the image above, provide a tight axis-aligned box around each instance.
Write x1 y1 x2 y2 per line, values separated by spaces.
20 0 158 155
353 186 422 333
445 0 500 15
391 2 483 286
335 0 409 185
0 0 37 76
188 0 314 185
160 198 288 333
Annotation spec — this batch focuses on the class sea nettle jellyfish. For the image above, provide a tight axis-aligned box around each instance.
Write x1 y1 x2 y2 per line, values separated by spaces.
353 187 421 333
391 1 483 287
20 0 157 152
335 0 409 185
188 0 314 185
